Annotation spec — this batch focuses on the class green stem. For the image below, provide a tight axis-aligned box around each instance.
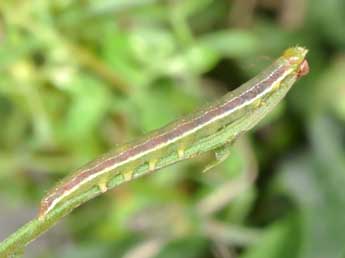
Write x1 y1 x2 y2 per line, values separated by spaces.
0 188 99 258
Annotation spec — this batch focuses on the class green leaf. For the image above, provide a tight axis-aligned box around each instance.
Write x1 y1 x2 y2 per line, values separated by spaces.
154 237 209 258
277 116 345 258
200 30 259 58
240 216 300 258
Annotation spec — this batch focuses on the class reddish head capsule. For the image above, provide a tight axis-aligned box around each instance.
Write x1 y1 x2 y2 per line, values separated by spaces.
282 47 309 79
297 59 309 78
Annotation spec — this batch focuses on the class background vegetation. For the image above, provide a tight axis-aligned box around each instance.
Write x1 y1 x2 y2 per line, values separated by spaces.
1 0 345 257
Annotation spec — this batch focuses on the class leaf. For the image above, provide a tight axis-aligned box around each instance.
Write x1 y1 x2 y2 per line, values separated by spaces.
200 30 259 58
154 237 209 258
240 216 300 258
58 76 110 145
277 116 345 258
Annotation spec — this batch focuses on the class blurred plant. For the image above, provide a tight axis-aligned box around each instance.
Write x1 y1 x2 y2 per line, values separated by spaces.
1 0 345 258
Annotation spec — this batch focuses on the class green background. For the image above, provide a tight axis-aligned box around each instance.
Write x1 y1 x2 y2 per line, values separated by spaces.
1 0 345 257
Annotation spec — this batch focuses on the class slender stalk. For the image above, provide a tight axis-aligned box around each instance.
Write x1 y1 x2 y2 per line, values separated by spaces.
70 44 130 94
0 188 98 258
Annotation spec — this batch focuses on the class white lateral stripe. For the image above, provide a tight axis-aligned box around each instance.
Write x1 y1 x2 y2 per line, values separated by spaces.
44 65 291 214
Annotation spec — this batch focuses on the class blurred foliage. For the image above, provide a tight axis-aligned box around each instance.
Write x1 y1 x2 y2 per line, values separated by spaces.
1 0 345 257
